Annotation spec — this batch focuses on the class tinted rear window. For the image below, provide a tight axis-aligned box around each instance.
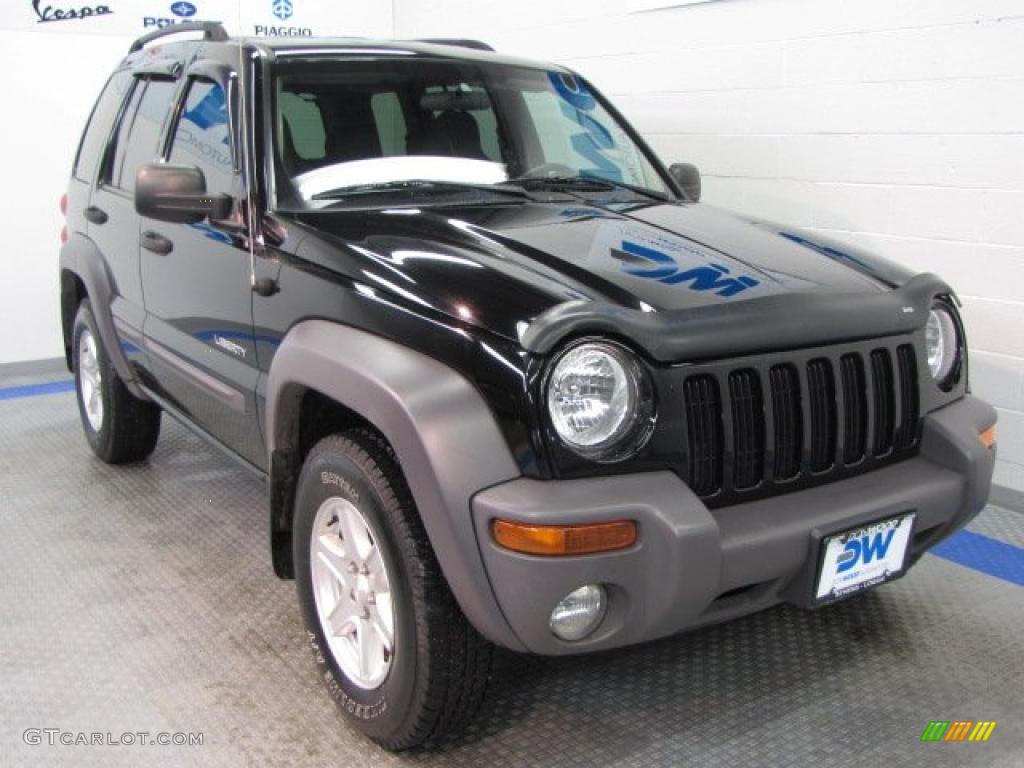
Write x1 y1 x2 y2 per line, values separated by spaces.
109 79 178 192
73 70 132 182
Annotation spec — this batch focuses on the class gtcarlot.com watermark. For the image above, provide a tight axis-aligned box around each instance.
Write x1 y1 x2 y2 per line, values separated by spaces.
23 729 203 747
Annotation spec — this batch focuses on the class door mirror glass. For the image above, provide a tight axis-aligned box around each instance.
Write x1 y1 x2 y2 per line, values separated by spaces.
669 162 701 202
134 164 232 224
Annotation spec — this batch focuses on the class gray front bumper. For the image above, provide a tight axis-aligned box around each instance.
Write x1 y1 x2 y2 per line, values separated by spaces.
471 395 997 655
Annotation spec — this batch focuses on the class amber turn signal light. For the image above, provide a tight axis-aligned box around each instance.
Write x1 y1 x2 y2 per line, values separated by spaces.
491 519 637 556
979 425 997 449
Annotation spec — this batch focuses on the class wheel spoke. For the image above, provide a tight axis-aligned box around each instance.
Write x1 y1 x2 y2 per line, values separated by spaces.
337 506 367 560
325 595 358 637
83 340 97 373
356 622 374 680
365 547 389 593
368 608 394 654
316 535 351 590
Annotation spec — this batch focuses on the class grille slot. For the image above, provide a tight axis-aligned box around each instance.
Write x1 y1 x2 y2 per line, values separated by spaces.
894 344 920 449
728 369 765 489
683 375 723 496
870 349 896 456
769 364 802 480
807 358 837 472
840 354 867 464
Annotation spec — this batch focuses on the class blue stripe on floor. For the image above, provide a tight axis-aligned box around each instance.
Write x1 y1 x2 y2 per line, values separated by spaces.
0 379 75 400
931 530 1024 586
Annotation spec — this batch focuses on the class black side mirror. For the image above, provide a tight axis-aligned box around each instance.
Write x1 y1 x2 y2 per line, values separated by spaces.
135 164 232 224
669 162 701 203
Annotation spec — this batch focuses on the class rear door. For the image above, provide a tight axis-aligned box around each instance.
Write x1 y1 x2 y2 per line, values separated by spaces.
139 68 264 468
71 68 132 267
86 73 179 364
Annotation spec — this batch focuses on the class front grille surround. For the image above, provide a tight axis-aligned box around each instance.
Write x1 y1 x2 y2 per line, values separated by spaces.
678 335 922 507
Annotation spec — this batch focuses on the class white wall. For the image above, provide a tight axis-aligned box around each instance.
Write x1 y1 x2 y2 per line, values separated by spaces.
0 31 125 367
394 0 1024 489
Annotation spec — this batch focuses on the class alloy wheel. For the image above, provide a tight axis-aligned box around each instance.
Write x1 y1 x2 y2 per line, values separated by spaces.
309 496 395 689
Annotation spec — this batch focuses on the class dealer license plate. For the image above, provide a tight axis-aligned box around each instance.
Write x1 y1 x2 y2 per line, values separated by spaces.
815 513 915 603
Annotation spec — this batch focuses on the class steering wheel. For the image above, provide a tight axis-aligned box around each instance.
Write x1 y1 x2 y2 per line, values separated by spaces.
516 162 577 179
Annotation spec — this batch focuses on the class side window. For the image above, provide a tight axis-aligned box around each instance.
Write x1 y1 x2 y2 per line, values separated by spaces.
103 78 176 192
370 92 407 156
118 80 177 192
279 89 326 161
102 80 142 188
74 69 132 182
169 79 235 196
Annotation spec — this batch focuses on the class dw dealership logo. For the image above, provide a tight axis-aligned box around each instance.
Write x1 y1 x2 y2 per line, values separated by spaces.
834 527 896 574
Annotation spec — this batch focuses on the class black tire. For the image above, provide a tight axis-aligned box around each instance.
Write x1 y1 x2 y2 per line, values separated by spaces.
294 430 495 750
72 300 161 464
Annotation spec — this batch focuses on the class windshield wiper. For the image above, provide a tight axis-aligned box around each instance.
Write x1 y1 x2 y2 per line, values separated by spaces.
311 179 533 201
507 174 672 202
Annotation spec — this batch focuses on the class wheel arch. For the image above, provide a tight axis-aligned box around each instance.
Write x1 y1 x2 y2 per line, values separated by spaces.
265 320 527 651
59 233 147 398
60 268 88 370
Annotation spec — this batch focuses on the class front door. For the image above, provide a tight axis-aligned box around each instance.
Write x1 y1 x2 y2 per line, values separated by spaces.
140 74 264 468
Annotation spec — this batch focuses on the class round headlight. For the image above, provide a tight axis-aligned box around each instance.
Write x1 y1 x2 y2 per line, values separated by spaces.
546 342 653 461
925 306 959 384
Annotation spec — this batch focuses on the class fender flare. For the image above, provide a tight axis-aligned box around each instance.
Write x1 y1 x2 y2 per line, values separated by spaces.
59 233 147 400
265 320 527 651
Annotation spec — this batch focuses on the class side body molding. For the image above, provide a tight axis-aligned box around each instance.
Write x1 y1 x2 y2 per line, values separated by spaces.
265 320 527 651
59 233 147 399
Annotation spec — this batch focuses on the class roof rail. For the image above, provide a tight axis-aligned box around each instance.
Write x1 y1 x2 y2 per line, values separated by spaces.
415 38 495 52
129 21 229 53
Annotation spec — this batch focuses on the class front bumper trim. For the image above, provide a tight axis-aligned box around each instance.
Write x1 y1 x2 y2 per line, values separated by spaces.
471 395 996 655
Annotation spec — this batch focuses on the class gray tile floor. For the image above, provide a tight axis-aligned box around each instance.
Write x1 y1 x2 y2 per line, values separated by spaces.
1 379 1022 767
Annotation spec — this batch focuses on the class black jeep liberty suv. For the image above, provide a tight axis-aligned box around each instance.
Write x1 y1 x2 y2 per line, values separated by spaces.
60 22 997 750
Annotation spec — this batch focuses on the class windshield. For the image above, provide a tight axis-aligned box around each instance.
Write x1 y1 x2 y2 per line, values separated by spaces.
270 56 674 208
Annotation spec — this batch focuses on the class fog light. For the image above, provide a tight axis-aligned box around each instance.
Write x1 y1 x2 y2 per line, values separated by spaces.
549 584 606 641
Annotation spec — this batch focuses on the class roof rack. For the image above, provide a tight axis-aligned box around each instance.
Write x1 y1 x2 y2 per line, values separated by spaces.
415 38 495 52
129 21 229 53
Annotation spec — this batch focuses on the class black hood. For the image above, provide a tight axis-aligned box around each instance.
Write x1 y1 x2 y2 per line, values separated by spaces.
289 199 919 346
